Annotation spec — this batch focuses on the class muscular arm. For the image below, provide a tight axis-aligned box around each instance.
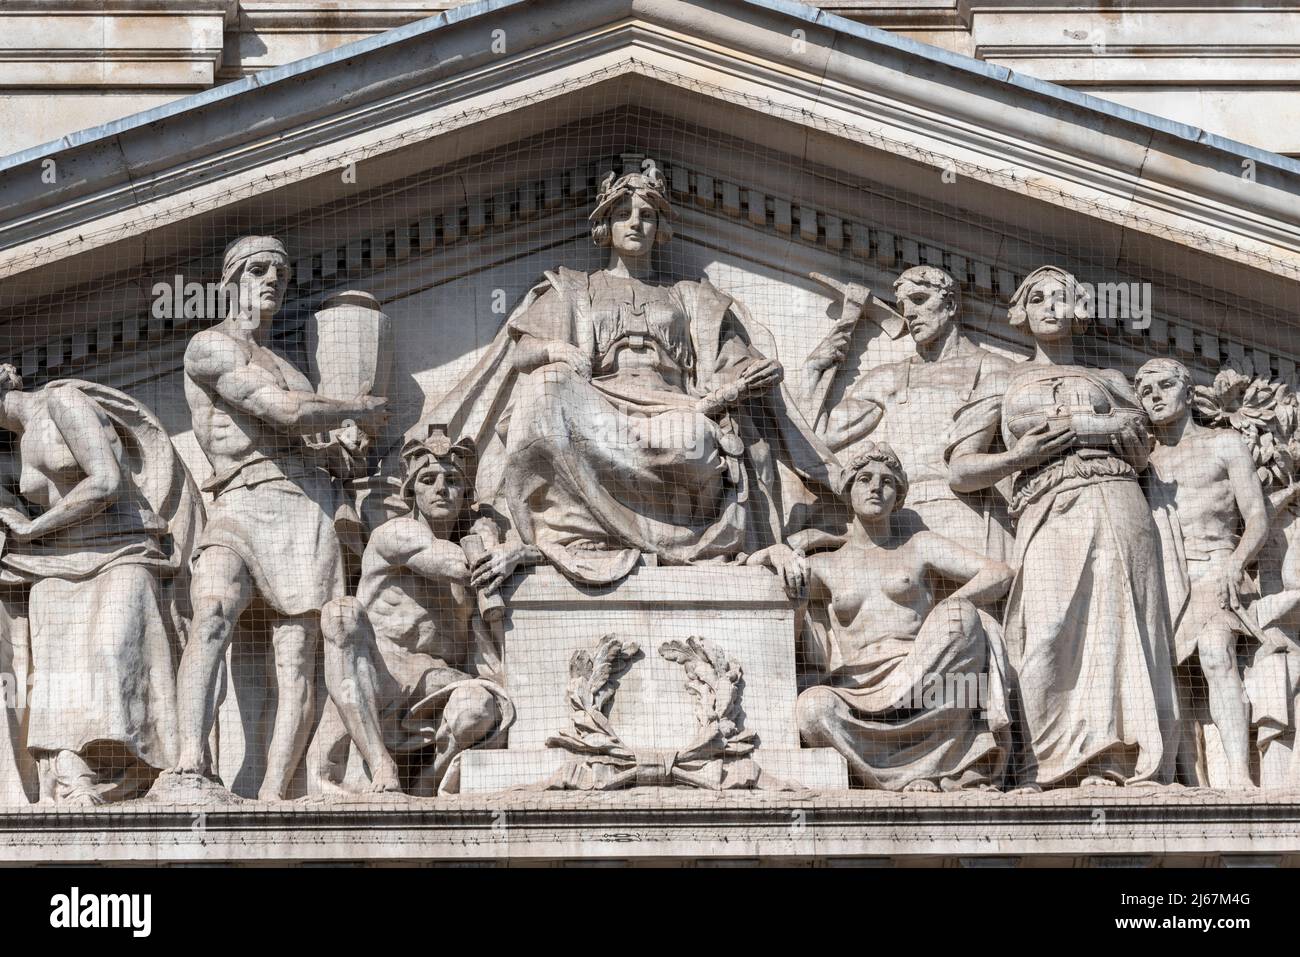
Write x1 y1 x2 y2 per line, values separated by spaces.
947 421 1018 493
1223 433 1269 572
371 520 472 587
798 301 863 412
186 332 377 434
21 388 123 540
821 367 888 450
915 531 1013 606
948 418 1075 493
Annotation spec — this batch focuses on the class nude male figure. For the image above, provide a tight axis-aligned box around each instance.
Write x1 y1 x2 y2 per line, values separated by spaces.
153 236 386 801
310 435 531 796
1136 357 1269 787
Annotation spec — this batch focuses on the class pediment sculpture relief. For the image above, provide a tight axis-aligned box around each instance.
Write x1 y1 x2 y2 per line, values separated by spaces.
3 155 1300 805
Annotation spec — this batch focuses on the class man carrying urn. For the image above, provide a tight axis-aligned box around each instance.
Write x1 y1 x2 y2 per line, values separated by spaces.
152 236 387 801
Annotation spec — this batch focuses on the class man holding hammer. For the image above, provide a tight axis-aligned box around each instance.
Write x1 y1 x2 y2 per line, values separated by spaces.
799 265 1015 559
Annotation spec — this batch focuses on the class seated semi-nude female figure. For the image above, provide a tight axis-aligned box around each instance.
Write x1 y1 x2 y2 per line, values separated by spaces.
748 442 1014 792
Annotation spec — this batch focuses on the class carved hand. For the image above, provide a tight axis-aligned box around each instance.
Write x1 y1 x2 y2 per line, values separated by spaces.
1110 419 1151 468
805 326 852 373
339 394 390 430
746 543 808 600
546 341 593 380
470 542 528 595
1011 421 1076 469
738 358 784 396
695 383 741 416
1219 559 1247 611
0 507 34 542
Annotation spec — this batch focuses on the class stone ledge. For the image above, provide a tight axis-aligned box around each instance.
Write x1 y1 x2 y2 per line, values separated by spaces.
2 789 1298 864
504 564 789 608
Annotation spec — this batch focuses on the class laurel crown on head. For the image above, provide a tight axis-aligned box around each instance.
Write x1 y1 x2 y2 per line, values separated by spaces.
590 158 674 247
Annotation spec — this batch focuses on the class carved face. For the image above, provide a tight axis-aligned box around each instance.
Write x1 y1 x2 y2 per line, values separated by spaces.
1136 369 1193 426
237 253 290 323
413 462 467 525
1023 277 1073 342
848 462 900 521
608 194 658 258
896 279 956 347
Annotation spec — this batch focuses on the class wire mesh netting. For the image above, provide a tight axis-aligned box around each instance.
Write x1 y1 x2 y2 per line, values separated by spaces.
0 62 1298 859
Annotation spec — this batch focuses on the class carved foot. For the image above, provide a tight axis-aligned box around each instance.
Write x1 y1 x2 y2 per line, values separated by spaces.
1080 775 1120 788
145 768 244 806
60 789 106 808
368 765 404 794
902 779 941 793
1009 783 1042 795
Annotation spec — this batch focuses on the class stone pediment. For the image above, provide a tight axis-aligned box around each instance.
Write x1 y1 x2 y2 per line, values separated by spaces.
2 0 1300 382
5 0 1300 866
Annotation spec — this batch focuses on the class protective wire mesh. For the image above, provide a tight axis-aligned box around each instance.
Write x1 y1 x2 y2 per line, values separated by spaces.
0 58 1297 861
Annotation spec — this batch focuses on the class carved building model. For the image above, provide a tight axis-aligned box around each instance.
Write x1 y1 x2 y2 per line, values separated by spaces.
1 0 1300 865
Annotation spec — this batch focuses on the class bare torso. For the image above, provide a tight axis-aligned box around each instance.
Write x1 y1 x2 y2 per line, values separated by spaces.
1147 426 1241 553
16 395 114 507
355 517 475 667
809 536 934 660
184 326 315 475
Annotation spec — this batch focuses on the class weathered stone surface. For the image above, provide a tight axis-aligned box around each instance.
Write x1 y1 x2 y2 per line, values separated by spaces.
1 0 1300 867
2 789 1298 865
458 566 846 791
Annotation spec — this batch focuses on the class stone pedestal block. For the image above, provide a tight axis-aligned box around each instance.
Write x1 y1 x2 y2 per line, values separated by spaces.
460 564 847 792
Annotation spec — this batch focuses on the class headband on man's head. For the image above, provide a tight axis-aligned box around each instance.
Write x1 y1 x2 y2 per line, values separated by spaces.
220 236 290 288
589 159 674 225
894 265 957 297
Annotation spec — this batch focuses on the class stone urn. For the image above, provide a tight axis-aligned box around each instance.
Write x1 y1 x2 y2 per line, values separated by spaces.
307 289 396 535
306 289 393 409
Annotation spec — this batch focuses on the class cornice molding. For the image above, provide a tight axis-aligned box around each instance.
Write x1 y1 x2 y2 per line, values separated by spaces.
1 37 1298 285
0 1 237 19
0 789 1297 864
0 0 231 87
7 150 1289 399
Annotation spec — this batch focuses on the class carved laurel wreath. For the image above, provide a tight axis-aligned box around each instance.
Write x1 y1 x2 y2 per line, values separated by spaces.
658 636 750 746
544 634 757 787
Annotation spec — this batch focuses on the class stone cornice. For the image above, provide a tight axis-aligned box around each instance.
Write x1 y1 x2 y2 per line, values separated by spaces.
0 0 1297 398
0 1 236 14
0 0 232 87
1 0 1298 257
6 147 1290 395
1 790 1297 864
